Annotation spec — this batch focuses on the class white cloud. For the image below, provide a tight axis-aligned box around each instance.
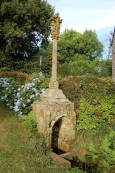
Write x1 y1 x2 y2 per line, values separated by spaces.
48 0 115 33
61 20 114 34
60 9 115 33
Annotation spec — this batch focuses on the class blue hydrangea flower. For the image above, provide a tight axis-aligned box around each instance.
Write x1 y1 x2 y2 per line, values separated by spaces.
10 106 13 110
27 99 31 103
18 112 23 116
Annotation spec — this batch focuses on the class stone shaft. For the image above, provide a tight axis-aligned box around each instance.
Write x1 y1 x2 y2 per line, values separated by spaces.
49 39 58 89
49 13 62 89
112 32 115 82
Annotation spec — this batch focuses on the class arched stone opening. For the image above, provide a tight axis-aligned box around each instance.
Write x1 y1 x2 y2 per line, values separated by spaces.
50 115 76 153
33 98 76 152
51 118 62 153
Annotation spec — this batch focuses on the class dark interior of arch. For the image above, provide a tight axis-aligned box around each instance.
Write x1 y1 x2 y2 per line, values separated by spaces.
51 118 64 154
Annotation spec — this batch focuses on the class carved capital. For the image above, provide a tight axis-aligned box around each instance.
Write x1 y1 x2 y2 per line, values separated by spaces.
50 13 62 40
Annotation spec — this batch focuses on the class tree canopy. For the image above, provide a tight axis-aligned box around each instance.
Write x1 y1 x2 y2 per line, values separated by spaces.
58 29 104 64
0 0 54 62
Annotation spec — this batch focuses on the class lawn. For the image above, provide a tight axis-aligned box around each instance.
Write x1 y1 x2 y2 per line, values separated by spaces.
0 102 87 173
0 102 52 173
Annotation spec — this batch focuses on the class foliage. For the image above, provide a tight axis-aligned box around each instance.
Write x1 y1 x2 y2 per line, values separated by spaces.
99 59 112 76
0 77 19 109
0 77 45 116
58 29 103 64
22 60 41 74
20 111 37 131
78 75 88 88
64 168 86 173
23 46 52 75
59 59 93 77
0 0 54 68
83 30 103 60
77 77 115 130
77 95 115 130
0 59 25 72
1 75 115 172
59 76 115 129
0 71 29 84
58 58 112 77
81 126 115 173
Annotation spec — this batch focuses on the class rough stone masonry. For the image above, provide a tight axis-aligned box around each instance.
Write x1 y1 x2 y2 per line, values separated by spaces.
33 13 76 152
112 28 115 82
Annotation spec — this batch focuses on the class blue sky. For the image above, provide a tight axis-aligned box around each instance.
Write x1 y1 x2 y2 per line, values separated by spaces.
47 0 115 33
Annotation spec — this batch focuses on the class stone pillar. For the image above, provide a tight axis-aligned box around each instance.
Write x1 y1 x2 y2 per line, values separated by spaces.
49 13 62 89
49 39 58 88
112 30 115 82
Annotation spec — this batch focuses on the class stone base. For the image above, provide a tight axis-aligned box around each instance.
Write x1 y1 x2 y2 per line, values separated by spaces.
33 88 76 151
41 88 69 102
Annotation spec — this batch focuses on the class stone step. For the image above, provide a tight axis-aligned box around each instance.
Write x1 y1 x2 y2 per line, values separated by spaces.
50 152 71 170
59 151 76 161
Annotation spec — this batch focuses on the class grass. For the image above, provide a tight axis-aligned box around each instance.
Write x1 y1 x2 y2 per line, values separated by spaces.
0 102 85 173
0 102 53 173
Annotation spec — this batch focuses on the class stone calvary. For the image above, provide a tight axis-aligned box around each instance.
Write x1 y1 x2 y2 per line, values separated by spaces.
33 13 76 152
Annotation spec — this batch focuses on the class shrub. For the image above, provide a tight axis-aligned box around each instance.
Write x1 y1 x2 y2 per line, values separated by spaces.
23 61 41 74
22 47 52 75
0 78 19 109
0 72 29 84
20 111 37 131
0 77 45 116
77 95 115 130
58 58 112 78
58 60 93 77
64 168 86 173
83 126 115 173
59 76 115 130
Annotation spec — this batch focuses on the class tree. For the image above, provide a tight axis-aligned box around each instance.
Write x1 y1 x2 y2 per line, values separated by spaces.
0 0 54 64
58 29 104 64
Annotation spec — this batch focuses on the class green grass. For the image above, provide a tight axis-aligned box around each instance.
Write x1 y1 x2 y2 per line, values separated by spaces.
0 102 86 173
0 102 51 173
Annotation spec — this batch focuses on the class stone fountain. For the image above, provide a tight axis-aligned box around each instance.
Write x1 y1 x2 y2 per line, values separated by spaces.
33 13 76 152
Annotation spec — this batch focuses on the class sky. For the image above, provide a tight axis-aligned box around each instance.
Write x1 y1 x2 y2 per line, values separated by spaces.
47 0 115 33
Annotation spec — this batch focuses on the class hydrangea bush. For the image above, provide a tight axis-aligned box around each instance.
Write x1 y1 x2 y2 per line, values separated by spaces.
0 77 45 116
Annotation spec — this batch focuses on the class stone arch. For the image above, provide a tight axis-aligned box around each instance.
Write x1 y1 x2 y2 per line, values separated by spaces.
51 117 62 151
51 115 66 130
50 114 75 152
49 115 65 147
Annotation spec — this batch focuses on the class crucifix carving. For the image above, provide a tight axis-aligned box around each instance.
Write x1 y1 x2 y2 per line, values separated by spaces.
49 13 62 89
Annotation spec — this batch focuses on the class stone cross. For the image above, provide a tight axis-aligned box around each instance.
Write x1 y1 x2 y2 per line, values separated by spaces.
33 14 76 151
49 13 62 89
